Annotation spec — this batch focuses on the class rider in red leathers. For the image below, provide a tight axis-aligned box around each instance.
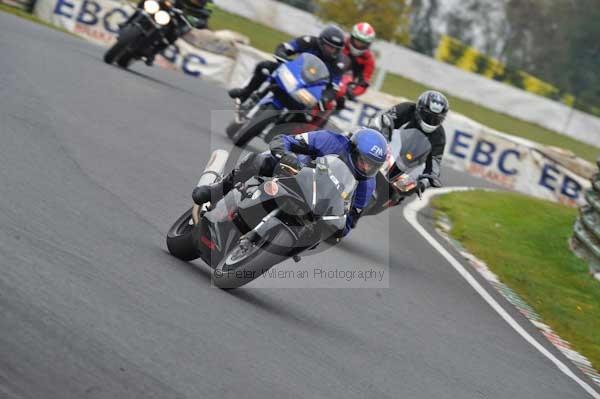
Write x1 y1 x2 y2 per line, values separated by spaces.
299 22 377 133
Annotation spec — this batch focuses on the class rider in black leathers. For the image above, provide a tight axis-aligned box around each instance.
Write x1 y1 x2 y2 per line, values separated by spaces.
369 90 449 197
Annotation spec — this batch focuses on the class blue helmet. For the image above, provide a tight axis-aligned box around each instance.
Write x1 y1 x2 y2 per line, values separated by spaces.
348 128 388 178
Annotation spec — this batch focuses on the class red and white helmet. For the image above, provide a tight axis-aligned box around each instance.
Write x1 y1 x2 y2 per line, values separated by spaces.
349 22 376 56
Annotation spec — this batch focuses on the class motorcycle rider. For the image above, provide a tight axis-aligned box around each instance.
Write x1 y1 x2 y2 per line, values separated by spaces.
120 0 212 66
369 90 449 198
335 22 377 110
193 128 388 236
227 25 349 105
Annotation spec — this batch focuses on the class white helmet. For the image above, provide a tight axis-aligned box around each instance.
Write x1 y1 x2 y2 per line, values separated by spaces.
349 22 376 56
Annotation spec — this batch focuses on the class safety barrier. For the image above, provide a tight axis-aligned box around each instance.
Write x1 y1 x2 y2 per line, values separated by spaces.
571 157 600 277
1 0 36 11
27 0 595 207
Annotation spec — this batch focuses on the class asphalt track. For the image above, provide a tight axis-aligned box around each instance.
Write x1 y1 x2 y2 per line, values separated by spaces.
1 11 597 399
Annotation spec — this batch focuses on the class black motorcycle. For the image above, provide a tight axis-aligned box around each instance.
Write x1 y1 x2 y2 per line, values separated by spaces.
166 153 356 289
363 127 439 216
104 0 211 68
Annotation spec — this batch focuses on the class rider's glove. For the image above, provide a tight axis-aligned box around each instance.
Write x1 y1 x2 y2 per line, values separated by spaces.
345 84 357 101
278 153 302 175
368 112 393 140
274 43 294 60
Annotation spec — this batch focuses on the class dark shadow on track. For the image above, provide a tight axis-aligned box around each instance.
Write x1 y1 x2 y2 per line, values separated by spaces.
337 239 390 267
227 288 370 348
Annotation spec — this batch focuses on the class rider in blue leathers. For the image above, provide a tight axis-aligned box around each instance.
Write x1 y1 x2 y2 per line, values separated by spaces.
192 128 388 235
228 25 349 105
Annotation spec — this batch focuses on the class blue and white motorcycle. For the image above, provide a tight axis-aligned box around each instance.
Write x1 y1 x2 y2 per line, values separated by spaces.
226 53 333 146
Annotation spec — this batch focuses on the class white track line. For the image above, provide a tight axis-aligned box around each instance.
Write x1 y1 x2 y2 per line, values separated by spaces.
403 187 600 399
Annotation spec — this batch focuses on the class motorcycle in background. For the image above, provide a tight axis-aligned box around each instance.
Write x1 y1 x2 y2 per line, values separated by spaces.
225 53 336 147
363 127 440 216
104 0 212 68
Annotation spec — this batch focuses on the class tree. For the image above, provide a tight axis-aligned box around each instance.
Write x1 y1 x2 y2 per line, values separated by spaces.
315 0 411 44
408 0 439 55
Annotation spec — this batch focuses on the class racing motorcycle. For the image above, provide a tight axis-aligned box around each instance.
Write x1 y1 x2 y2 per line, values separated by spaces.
104 0 211 68
363 127 440 216
226 53 335 147
166 151 356 289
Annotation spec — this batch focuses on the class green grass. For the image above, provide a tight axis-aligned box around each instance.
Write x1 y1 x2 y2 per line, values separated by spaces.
382 73 600 163
0 3 70 33
432 190 600 371
209 7 292 53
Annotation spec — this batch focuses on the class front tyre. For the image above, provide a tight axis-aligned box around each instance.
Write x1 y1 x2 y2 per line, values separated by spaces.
231 104 279 147
212 226 294 289
166 208 199 261
103 25 140 66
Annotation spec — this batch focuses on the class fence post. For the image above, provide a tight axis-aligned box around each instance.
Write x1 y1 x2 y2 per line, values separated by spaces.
571 156 600 279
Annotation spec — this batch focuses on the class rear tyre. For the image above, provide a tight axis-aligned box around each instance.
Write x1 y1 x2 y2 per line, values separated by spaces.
166 208 199 261
212 226 294 289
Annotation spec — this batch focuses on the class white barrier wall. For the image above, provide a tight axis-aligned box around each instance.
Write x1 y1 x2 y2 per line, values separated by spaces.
34 0 236 84
331 94 591 208
214 0 600 148
33 0 592 206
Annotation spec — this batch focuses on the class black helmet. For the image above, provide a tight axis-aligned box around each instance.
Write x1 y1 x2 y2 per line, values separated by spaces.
415 90 449 133
318 24 345 62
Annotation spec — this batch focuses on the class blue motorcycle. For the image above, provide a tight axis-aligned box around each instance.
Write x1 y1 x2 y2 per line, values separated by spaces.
226 53 332 146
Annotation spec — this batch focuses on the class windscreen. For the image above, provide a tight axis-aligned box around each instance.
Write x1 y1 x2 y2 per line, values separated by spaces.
300 53 330 85
390 127 432 172
312 156 356 216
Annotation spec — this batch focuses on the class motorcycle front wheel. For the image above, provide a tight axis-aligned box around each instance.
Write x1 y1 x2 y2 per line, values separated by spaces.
231 104 279 147
166 208 199 261
104 25 140 67
212 226 294 289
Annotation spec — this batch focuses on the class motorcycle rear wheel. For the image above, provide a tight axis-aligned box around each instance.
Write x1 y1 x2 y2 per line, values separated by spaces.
212 226 294 289
166 208 199 261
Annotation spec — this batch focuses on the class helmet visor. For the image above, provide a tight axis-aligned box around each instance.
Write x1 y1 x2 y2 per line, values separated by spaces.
321 42 341 59
350 37 370 50
418 109 445 127
352 152 381 177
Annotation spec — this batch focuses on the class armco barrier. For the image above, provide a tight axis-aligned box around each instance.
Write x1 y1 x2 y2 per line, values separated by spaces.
33 0 236 84
1 0 36 11
571 157 600 277
213 0 600 148
31 0 594 207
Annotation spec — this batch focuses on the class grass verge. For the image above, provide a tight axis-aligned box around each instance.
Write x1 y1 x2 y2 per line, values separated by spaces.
432 190 600 370
209 6 599 163
209 7 292 53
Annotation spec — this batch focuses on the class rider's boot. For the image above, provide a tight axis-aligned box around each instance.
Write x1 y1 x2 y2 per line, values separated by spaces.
192 152 266 206
227 87 250 102
192 170 236 205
